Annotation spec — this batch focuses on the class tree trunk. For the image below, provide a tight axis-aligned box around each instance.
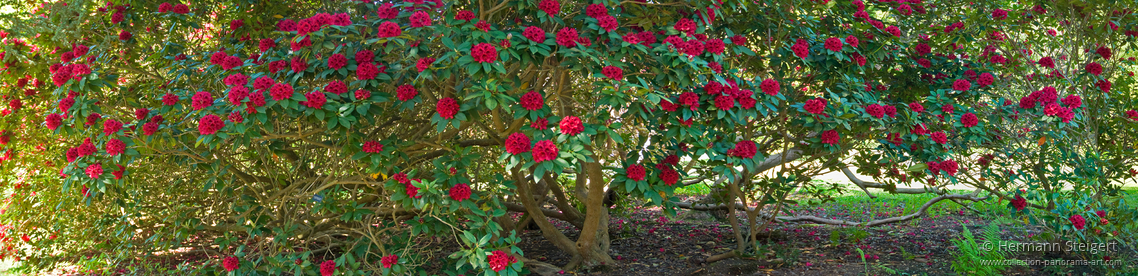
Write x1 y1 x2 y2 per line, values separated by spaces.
565 161 615 269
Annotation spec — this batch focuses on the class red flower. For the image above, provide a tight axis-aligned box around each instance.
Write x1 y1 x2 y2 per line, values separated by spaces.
158 2 172 12
659 167 679 186
885 26 901 37
142 122 158 135
729 140 757 158
1037 56 1055 68
476 21 491 31
952 79 971 91
538 0 561 16
319 260 336 276
556 27 578 47
396 85 418 101
897 4 912 15
291 56 308 73
791 39 809 59
1011 195 1026 211
601 66 623 80
678 92 699 110
1061 95 1082 109
471 43 498 63
436 97 460 119
505 133 531 154
713 95 734 110
354 90 371 101
415 57 435 73
1096 80 1111 93
626 164 646 181
302 91 326 109
596 15 618 32
324 80 347 95
1085 62 1103 76
820 129 840 145
760 79 780 95
522 26 546 43
559 116 583 135
105 138 125 155
118 30 132 40
103 119 123 136
488 250 513 272
455 10 475 21
223 256 239 272
930 131 948 144
1127 110 1138 121
405 180 422 199
531 117 548 129
844 35 859 48
199 114 224 135
519 91 544 110
357 62 380 79
991 8 1008 19
804 98 827 115
409 11 432 27
381 254 399 268
449 183 471 201
1070 214 1086 230
362 141 384 153
355 50 374 64
326 54 347 70
961 112 978 127
86 162 103 179
977 73 995 87
172 3 189 14
673 18 695 34
270 83 294 101
532 140 558 163
228 111 244 123
824 37 843 52
865 104 884 119
1096 46 1112 60
705 39 725 54
377 21 402 38
708 61 722 73
376 3 398 19
942 104 954 114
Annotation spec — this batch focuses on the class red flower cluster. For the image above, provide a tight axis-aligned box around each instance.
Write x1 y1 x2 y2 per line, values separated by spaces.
674 18 695 35
381 254 398 268
659 167 679 185
377 21 402 38
270 83 294 101
436 97 459 119
760 79 780 95
626 164 646 181
410 11 432 27
1070 214 1086 230
602 66 623 80
586 4 608 18
1037 56 1055 68
804 98 827 114
538 0 561 16
714 95 734 110
416 57 435 73
355 90 371 101
228 111 244 123
86 163 103 179
1061 95 1082 109
357 62 380 79
105 139 125 155
977 72 994 87
320 260 336 276
885 26 901 37
961 112 978 127
705 39 725 54
559 116 583 135
914 43 930 56
520 91 544 110
597 15 619 32
223 73 248 86
504 133 531 154
1096 80 1111 93
1096 46 1112 60
223 256 239 272
992 8 1007 20
327 54 347 70
488 250 516 272
556 27 578 47
791 39 809 59
1085 62 1103 76
728 141 757 158
198 114 224 135
1126 110 1138 121
455 10 475 21
324 80 347 95
449 183 471 202
103 119 122 136
532 140 558 163
1010 195 1027 211
930 131 948 144
678 92 699 110
302 91 326 109
376 3 397 19
142 122 158 135
291 56 308 73
396 85 418 101
824 37 842 52
471 43 498 63
820 129 840 145
865 104 884 118
952 79 971 91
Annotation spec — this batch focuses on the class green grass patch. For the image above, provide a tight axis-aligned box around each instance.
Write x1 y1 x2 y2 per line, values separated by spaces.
675 182 710 196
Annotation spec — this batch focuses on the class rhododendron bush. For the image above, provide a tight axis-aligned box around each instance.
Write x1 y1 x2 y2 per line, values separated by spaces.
0 0 1136 274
